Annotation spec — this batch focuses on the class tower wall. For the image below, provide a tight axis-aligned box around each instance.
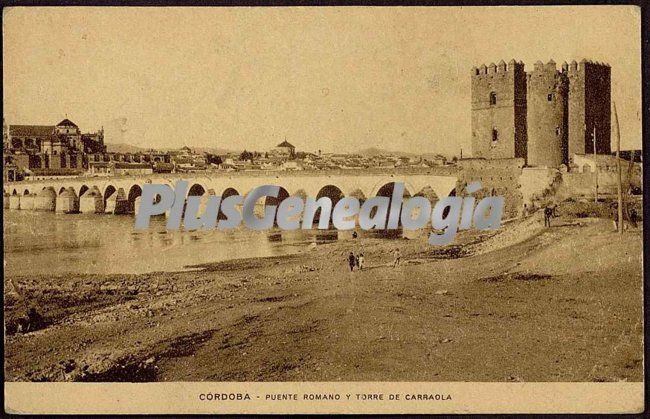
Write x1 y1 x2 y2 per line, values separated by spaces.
526 61 569 167
568 60 611 156
471 60 527 160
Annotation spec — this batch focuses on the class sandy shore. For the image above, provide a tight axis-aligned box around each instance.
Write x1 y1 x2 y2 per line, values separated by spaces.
4 212 643 382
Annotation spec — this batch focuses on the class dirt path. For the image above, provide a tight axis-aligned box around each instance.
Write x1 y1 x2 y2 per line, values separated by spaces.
4 215 643 382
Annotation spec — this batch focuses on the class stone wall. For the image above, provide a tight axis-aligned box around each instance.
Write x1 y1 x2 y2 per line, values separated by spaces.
520 166 561 206
457 158 525 217
558 164 642 200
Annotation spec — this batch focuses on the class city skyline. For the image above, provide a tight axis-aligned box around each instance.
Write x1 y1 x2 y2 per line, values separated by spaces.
3 6 642 154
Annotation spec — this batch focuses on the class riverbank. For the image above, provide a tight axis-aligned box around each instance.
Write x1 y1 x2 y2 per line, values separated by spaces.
4 212 643 382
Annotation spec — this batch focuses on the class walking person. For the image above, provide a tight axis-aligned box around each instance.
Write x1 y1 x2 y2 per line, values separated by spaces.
348 252 356 272
543 206 553 227
358 253 365 271
392 248 401 268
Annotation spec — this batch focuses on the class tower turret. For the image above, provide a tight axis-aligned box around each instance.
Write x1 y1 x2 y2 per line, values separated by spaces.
526 59 569 167
470 59 527 160
567 59 611 156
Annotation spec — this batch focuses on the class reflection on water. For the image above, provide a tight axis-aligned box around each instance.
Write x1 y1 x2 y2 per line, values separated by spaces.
3 211 419 276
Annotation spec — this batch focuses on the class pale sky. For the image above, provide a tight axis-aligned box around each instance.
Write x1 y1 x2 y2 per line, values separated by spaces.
3 6 642 155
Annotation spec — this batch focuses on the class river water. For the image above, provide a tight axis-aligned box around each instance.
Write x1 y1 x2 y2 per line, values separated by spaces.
3 211 418 276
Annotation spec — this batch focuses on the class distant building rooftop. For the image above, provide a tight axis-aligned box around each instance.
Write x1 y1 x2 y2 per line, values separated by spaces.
56 119 78 127
9 125 54 137
28 168 85 176
113 162 152 169
277 140 295 148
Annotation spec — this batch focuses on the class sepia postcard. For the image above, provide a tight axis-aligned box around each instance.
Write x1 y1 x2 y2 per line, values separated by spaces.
2 4 645 414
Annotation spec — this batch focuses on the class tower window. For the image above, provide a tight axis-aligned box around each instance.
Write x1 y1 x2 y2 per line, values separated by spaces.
491 128 499 146
555 126 561 136
547 94 553 101
489 92 497 105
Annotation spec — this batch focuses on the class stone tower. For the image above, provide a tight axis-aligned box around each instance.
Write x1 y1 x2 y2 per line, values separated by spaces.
567 59 611 156
471 59 527 161
526 60 569 167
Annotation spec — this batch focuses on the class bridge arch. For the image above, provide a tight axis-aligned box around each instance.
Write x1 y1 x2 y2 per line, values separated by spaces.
23 188 30 195
79 184 90 197
103 185 117 205
265 186 290 208
221 187 240 198
218 187 241 220
127 184 142 213
316 184 345 206
103 183 117 196
188 183 206 197
372 182 413 227
310 185 345 226
374 181 413 199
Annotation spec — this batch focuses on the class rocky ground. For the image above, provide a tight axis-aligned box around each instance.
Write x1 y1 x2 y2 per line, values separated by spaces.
4 211 643 382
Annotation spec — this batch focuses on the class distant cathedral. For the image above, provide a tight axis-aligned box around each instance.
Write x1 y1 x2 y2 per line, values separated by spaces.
3 118 106 175
470 59 611 167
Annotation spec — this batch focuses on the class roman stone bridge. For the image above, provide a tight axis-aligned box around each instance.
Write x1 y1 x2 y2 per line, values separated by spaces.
4 169 459 214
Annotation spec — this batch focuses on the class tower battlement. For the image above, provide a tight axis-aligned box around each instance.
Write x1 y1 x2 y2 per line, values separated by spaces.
527 59 570 78
565 59 610 74
471 59 524 77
